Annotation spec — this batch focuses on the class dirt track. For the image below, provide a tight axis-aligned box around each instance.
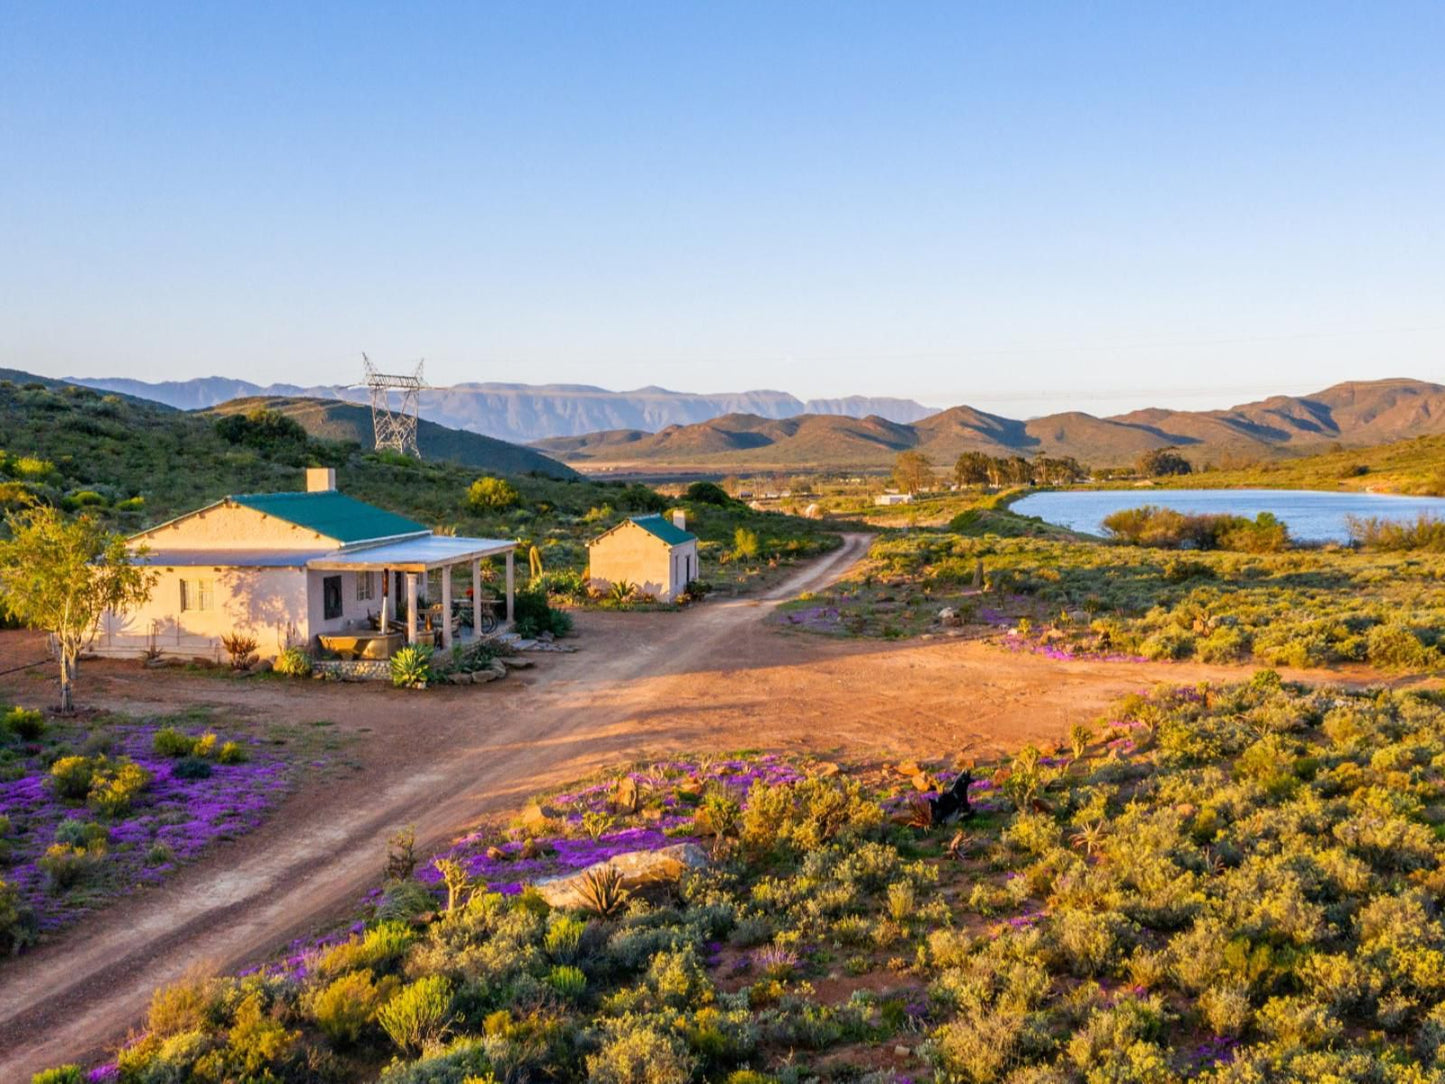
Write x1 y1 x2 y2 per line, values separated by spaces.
0 534 1404 1075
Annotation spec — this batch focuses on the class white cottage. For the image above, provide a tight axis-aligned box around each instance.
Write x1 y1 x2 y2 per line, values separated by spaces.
586 512 700 602
98 468 517 659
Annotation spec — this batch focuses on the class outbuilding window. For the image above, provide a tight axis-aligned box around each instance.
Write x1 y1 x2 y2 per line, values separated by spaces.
179 578 214 612
323 575 343 620
356 571 375 601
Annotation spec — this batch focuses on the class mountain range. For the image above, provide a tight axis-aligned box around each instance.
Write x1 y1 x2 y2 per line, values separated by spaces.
68 376 935 442
532 378 1445 471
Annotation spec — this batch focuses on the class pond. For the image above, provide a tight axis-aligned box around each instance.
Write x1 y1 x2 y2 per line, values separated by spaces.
1011 488 1445 543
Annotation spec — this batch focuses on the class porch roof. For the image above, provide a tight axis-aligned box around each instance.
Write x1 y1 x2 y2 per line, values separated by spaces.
305 534 517 573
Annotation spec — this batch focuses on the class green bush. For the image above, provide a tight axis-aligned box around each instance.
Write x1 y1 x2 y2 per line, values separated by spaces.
391 645 434 688
467 476 520 511
4 706 45 740
31 1067 84 1084
684 481 732 506
513 587 573 639
308 970 396 1044
49 755 95 800
88 760 152 817
377 975 454 1054
218 740 248 764
274 646 313 678
152 727 197 757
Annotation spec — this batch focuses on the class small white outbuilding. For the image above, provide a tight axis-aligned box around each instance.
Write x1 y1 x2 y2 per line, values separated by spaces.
587 512 700 602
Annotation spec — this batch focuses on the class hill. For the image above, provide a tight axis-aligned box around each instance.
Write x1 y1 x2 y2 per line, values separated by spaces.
0 373 576 530
534 378 1445 470
205 396 578 479
68 375 935 440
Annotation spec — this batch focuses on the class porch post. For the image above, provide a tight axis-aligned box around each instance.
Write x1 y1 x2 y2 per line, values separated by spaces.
405 572 418 646
440 564 453 650
381 568 392 629
472 558 483 637
505 549 515 626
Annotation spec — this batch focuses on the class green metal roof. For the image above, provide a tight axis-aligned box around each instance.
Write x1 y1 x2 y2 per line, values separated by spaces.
230 491 427 545
630 514 696 546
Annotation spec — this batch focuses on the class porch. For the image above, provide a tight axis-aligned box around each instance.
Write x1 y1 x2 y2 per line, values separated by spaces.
307 535 518 655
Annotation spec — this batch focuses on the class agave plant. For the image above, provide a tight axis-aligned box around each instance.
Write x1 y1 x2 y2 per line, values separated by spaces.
577 864 630 917
390 645 433 689
609 580 636 603
273 646 312 678
905 796 934 831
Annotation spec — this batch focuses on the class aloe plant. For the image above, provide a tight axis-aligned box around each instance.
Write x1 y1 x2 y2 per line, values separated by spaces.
390 645 433 689
577 864 629 917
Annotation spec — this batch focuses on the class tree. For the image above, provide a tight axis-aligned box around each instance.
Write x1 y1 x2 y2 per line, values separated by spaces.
0 505 155 711
953 452 993 487
466 475 520 511
1137 448 1193 477
892 451 935 495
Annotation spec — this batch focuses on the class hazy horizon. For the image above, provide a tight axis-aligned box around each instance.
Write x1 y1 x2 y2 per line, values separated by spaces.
5 3 1443 414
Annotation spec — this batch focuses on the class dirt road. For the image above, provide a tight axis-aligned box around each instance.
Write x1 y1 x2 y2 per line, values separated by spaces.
0 533 1398 1075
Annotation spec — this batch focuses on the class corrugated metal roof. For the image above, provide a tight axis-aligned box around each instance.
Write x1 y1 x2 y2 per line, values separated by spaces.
230 491 427 545
629 514 696 546
307 535 516 572
132 549 321 568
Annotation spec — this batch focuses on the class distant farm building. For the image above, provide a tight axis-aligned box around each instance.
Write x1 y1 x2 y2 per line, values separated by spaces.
874 492 914 506
98 468 517 660
588 513 699 602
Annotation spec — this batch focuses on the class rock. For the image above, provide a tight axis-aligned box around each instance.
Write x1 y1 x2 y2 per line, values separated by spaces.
894 1045 910 1058
485 846 507 861
897 760 921 778
938 607 962 628
487 660 508 678
611 776 640 813
517 802 555 833
534 843 710 910
472 668 500 684
500 656 534 670
253 658 274 673
539 631 555 643
816 761 841 777
190 656 217 668
910 772 935 793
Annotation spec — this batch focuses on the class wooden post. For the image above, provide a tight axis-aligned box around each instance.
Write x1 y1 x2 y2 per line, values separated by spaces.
505 550 515 626
472 558 483 638
440 564 453 650
381 569 392 629
405 573 418 646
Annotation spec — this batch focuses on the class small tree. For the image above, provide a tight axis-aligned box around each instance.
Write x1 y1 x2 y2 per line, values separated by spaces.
466 475 520 511
1137 447 1193 477
0 505 155 712
892 451 935 494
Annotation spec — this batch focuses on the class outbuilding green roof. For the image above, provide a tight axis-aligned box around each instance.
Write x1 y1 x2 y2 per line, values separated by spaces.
230 491 427 546
629 514 696 546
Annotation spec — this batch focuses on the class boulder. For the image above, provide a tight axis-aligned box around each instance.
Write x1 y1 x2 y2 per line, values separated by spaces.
534 843 709 910
500 656 535 670
611 776 640 813
472 668 500 684
517 802 555 833
938 607 962 628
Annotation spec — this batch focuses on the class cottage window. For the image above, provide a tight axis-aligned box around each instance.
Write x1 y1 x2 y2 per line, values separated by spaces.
323 575 343 620
356 572 375 601
179 578 214 612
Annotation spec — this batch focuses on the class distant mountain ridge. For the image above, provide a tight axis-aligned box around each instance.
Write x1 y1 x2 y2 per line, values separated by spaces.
68 376 936 442
532 378 1445 470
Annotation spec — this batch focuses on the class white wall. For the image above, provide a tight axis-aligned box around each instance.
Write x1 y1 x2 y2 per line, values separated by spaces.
133 502 334 550
96 566 310 659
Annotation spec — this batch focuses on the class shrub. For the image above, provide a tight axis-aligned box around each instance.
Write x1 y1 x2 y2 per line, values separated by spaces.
273 646 313 678
54 817 107 850
152 727 197 757
684 481 732 505
49 755 95 800
378 975 454 1054
0 877 32 954
547 964 587 999
513 587 572 639
308 969 396 1044
586 1018 696 1084
173 755 213 780
1365 623 1440 670
38 843 101 890
31 1068 84 1084
467 476 520 511
221 632 259 669
227 992 299 1074
4 706 45 740
391 645 434 688
218 740 247 764
577 865 630 917
733 527 761 560
88 760 152 816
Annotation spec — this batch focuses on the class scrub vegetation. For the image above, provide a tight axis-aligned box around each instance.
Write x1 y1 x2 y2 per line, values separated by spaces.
46 677 1445 1082
780 498 1445 671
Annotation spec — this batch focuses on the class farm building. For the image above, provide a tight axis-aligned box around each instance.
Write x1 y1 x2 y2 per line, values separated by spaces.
587 512 699 602
96 468 517 660
874 492 914 506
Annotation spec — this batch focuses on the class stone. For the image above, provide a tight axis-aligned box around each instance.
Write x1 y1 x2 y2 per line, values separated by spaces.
517 802 554 833
816 761 841 777
539 630 555 643
252 658 274 673
500 656 534 670
487 660 508 678
910 772 935 793
472 668 500 684
484 846 507 861
938 607 961 627
534 843 710 910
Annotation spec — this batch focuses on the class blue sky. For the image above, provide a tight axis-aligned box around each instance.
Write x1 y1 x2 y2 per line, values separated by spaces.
2 3 1443 416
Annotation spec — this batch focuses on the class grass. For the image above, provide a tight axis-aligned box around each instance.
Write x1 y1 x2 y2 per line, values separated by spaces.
53 677 1445 1081
1150 433 1445 496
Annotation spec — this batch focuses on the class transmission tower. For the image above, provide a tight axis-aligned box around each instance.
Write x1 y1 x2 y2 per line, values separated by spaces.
362 354 425 459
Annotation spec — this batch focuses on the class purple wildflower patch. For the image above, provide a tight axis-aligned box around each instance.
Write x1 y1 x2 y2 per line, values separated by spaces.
0 720 289 942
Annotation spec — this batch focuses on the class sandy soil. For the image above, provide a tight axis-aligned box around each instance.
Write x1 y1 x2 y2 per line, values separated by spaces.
0 533 1409 1075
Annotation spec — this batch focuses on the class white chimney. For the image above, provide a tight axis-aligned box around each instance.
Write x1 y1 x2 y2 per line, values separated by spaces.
306 467 337 493
672 510 686 531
